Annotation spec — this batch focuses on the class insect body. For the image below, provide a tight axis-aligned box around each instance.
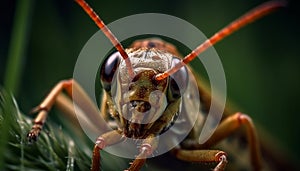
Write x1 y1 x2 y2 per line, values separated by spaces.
27 0 286 171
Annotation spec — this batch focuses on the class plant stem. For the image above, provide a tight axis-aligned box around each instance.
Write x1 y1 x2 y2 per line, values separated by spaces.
4 0 35 95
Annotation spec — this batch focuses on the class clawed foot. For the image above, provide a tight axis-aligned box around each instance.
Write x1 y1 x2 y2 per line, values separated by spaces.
27 122 43 143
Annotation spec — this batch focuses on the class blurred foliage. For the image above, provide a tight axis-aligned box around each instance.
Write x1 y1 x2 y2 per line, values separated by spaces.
1 0 300 170
0 89 91 170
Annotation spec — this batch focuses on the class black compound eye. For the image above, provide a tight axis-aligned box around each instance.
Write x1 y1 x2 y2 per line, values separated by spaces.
100 52 122 91
169 57 188 99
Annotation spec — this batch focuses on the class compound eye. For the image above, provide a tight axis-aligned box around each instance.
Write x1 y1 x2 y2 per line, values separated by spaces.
100 52 122 91
169 57 188 99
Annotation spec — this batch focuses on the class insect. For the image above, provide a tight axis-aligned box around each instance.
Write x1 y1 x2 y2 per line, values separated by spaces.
26 0 287 170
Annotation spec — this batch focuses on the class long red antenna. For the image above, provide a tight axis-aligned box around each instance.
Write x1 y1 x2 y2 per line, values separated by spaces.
155 1 285 81
75 0 135 79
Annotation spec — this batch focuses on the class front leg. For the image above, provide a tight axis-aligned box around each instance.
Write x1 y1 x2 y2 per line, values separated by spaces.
91 130 124 171
27 79 101 142
92 133 158 171
127 134 158 171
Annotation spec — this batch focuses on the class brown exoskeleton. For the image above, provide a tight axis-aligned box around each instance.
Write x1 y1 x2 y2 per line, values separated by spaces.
27 0 286 170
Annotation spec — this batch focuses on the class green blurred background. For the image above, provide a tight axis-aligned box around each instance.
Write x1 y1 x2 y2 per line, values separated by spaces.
1 0 300 169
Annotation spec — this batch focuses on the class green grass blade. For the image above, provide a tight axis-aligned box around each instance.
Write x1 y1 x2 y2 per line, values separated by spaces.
0 89 91 170
4 0 34 95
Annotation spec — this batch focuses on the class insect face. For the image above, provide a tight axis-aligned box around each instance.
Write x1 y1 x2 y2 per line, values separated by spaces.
100 40 189 138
